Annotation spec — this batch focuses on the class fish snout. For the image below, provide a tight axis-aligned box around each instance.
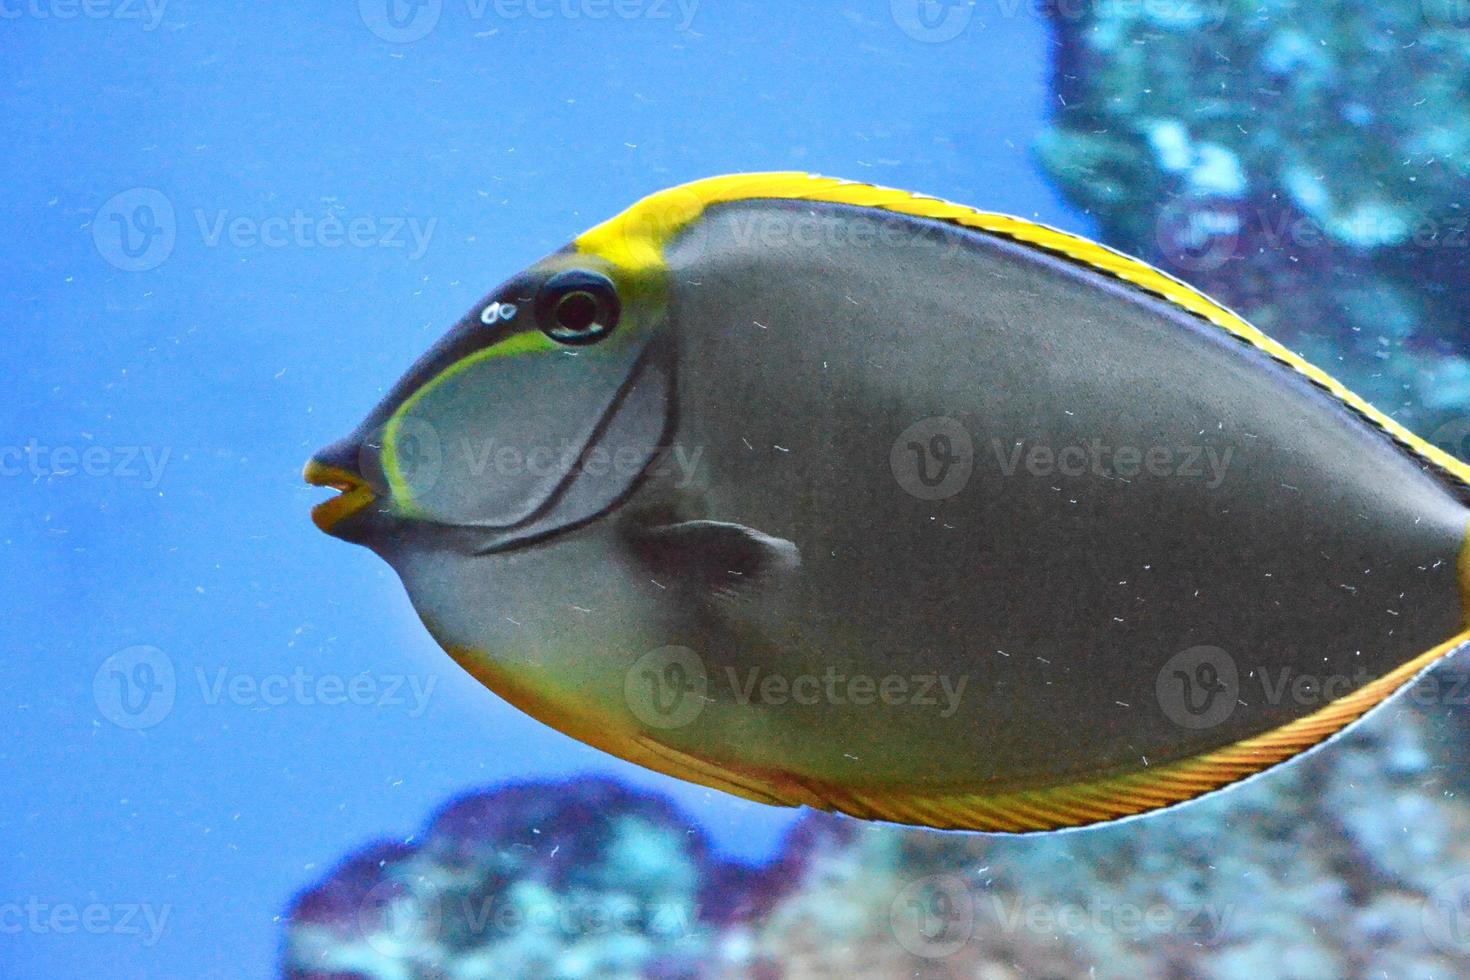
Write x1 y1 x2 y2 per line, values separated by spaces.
303 437 379 535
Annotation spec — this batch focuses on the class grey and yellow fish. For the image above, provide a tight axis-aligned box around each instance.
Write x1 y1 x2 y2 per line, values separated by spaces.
305 173 1470 832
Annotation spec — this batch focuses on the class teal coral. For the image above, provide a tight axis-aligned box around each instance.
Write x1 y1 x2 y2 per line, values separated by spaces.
283 780 721 979
280 5 1470 978
1038 0 1470 438
282 680 1470 977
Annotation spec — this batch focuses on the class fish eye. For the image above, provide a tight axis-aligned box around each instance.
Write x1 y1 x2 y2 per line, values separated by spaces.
536 269 620 345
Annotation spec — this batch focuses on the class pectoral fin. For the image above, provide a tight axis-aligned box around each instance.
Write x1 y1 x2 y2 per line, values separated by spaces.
628 520 800 600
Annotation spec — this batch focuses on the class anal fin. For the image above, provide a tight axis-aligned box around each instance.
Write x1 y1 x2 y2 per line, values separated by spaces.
793 628 1470 833
634 735 807 808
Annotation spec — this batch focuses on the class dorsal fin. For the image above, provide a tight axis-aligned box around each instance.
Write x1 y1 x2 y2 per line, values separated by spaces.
577 172 1470 493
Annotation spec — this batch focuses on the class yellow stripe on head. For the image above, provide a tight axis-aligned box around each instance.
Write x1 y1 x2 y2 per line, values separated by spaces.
575 172 812 274
382 330 559 513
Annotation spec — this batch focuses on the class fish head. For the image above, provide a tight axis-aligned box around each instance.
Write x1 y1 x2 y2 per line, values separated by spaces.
304 245 678 556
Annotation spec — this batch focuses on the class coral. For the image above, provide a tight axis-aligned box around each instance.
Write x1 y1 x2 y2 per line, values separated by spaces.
282 5 1470 978
283 779 722 980
1037 0 1470 438
281 678 1470 978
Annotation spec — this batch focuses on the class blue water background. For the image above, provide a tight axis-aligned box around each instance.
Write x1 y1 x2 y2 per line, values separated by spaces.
1 3 1076 977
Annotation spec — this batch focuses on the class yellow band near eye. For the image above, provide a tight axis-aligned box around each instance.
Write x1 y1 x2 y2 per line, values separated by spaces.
382 330 561 513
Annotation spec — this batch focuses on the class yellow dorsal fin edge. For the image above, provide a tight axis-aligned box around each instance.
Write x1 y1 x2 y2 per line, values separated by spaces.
577 172 1470 491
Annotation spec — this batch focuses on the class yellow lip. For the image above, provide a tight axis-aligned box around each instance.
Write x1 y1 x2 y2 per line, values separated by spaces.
303 459 376 533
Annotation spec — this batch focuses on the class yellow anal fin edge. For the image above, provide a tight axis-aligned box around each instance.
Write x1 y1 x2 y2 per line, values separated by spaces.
444 629 1470 833
802 628 1470 833
441 641 804 808
633 736 804 808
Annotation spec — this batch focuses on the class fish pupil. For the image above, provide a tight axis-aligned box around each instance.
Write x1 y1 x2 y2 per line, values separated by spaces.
555 290 600 335
536 268 620 344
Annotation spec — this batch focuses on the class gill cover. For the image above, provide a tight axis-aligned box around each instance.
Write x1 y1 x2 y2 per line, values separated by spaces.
380 264 673 541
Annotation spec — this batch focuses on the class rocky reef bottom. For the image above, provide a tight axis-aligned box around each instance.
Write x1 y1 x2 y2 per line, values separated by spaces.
284 657 1470 980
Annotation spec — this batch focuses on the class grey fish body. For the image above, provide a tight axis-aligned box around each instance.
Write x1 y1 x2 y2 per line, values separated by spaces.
646 199 1468 785
310 176 1470 831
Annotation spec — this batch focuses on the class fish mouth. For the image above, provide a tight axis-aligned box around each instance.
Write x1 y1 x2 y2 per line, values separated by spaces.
303 459 376 534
